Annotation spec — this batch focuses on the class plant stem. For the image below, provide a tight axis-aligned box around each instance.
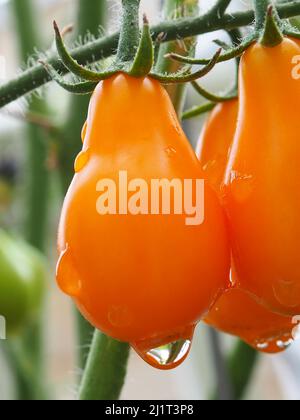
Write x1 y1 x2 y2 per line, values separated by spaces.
211 0 232 17
10 0 50 400
11 0 50 251
228 341 258 400
116 0 141 64
1 1 300 108
208 328 233 400
78 332 130 400
156 0 199 116
254 0 271 30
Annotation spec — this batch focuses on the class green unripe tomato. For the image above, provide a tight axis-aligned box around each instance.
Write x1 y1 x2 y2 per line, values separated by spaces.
0 230 46 335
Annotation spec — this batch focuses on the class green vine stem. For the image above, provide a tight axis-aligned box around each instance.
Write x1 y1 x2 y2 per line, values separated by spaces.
155 0 199 116
78 332 130 401
60 0 107 370
182 102 216 119
11 0 50 252
254 0 272 30
116 0 141 64
210 0 232 17
209 328 233 400
227 341 258 400
10 0 50 400
1 1 300 107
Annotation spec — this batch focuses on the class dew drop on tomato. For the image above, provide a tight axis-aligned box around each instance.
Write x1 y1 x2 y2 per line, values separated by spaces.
74 150 90 173
132 325 194 370
56 245 82 297
251 334 293 354
229 171 254 203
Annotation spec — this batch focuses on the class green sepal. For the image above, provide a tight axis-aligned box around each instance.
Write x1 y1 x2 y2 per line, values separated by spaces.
182 102 216 120
259 5 284 47
151 49 221 84
191 81 237 103
166 34 257 66
54 21 116 82
129 15 154 77
39 60 97 94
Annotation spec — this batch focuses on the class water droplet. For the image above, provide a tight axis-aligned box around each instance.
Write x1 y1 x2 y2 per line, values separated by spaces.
229 171 254 203
132 326 194 370
273 279 300 309
134 339 191 370
252 334 293 354
74 150 90 173
256 342 269 350
276 338 293 350
165 146 177 158
108 306 132 328
56 245 82 297
81 121 87 143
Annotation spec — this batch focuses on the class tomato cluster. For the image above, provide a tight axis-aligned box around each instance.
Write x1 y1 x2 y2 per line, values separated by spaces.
56 35 300 368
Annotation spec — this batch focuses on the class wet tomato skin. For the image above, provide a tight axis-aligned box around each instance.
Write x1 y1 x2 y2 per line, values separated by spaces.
196 98 294 353
57 74 230 353
223 38 300 316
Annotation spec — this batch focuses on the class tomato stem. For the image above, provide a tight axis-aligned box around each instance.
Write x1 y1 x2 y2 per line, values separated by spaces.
116 0 142 65
182 102 216 120
155 0 200 117
254 0 272 31
78 332 130 400
1 2 300 107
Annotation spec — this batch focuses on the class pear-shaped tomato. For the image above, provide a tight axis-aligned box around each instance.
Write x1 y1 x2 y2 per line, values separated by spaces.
0 230 46 334
223 38 300 316
206 288 293 354
197 100 238 194
197 100 294 354
57 73 230 369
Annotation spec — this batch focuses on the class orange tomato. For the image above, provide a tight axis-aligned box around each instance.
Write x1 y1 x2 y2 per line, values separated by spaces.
197 100 238 194
206 288 293 354
197 100 294 353
56 73 230 369
223 38 300 316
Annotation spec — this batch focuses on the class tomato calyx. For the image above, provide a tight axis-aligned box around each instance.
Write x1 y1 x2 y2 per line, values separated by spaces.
259 5 284 48
40 0 223 94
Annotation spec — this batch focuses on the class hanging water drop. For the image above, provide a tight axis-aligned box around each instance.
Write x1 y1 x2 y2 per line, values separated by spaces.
276 338 293 350
133 338 192 370
74 150 90 173
56 245 82 297
252 333 293 354
255 341 269 351
132 326 195 370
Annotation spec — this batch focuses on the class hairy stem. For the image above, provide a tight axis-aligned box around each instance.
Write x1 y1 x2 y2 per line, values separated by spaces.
254 0 271 30
156 0 199 116
78 332 130 400
116 0 141 64
1 2 300 108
